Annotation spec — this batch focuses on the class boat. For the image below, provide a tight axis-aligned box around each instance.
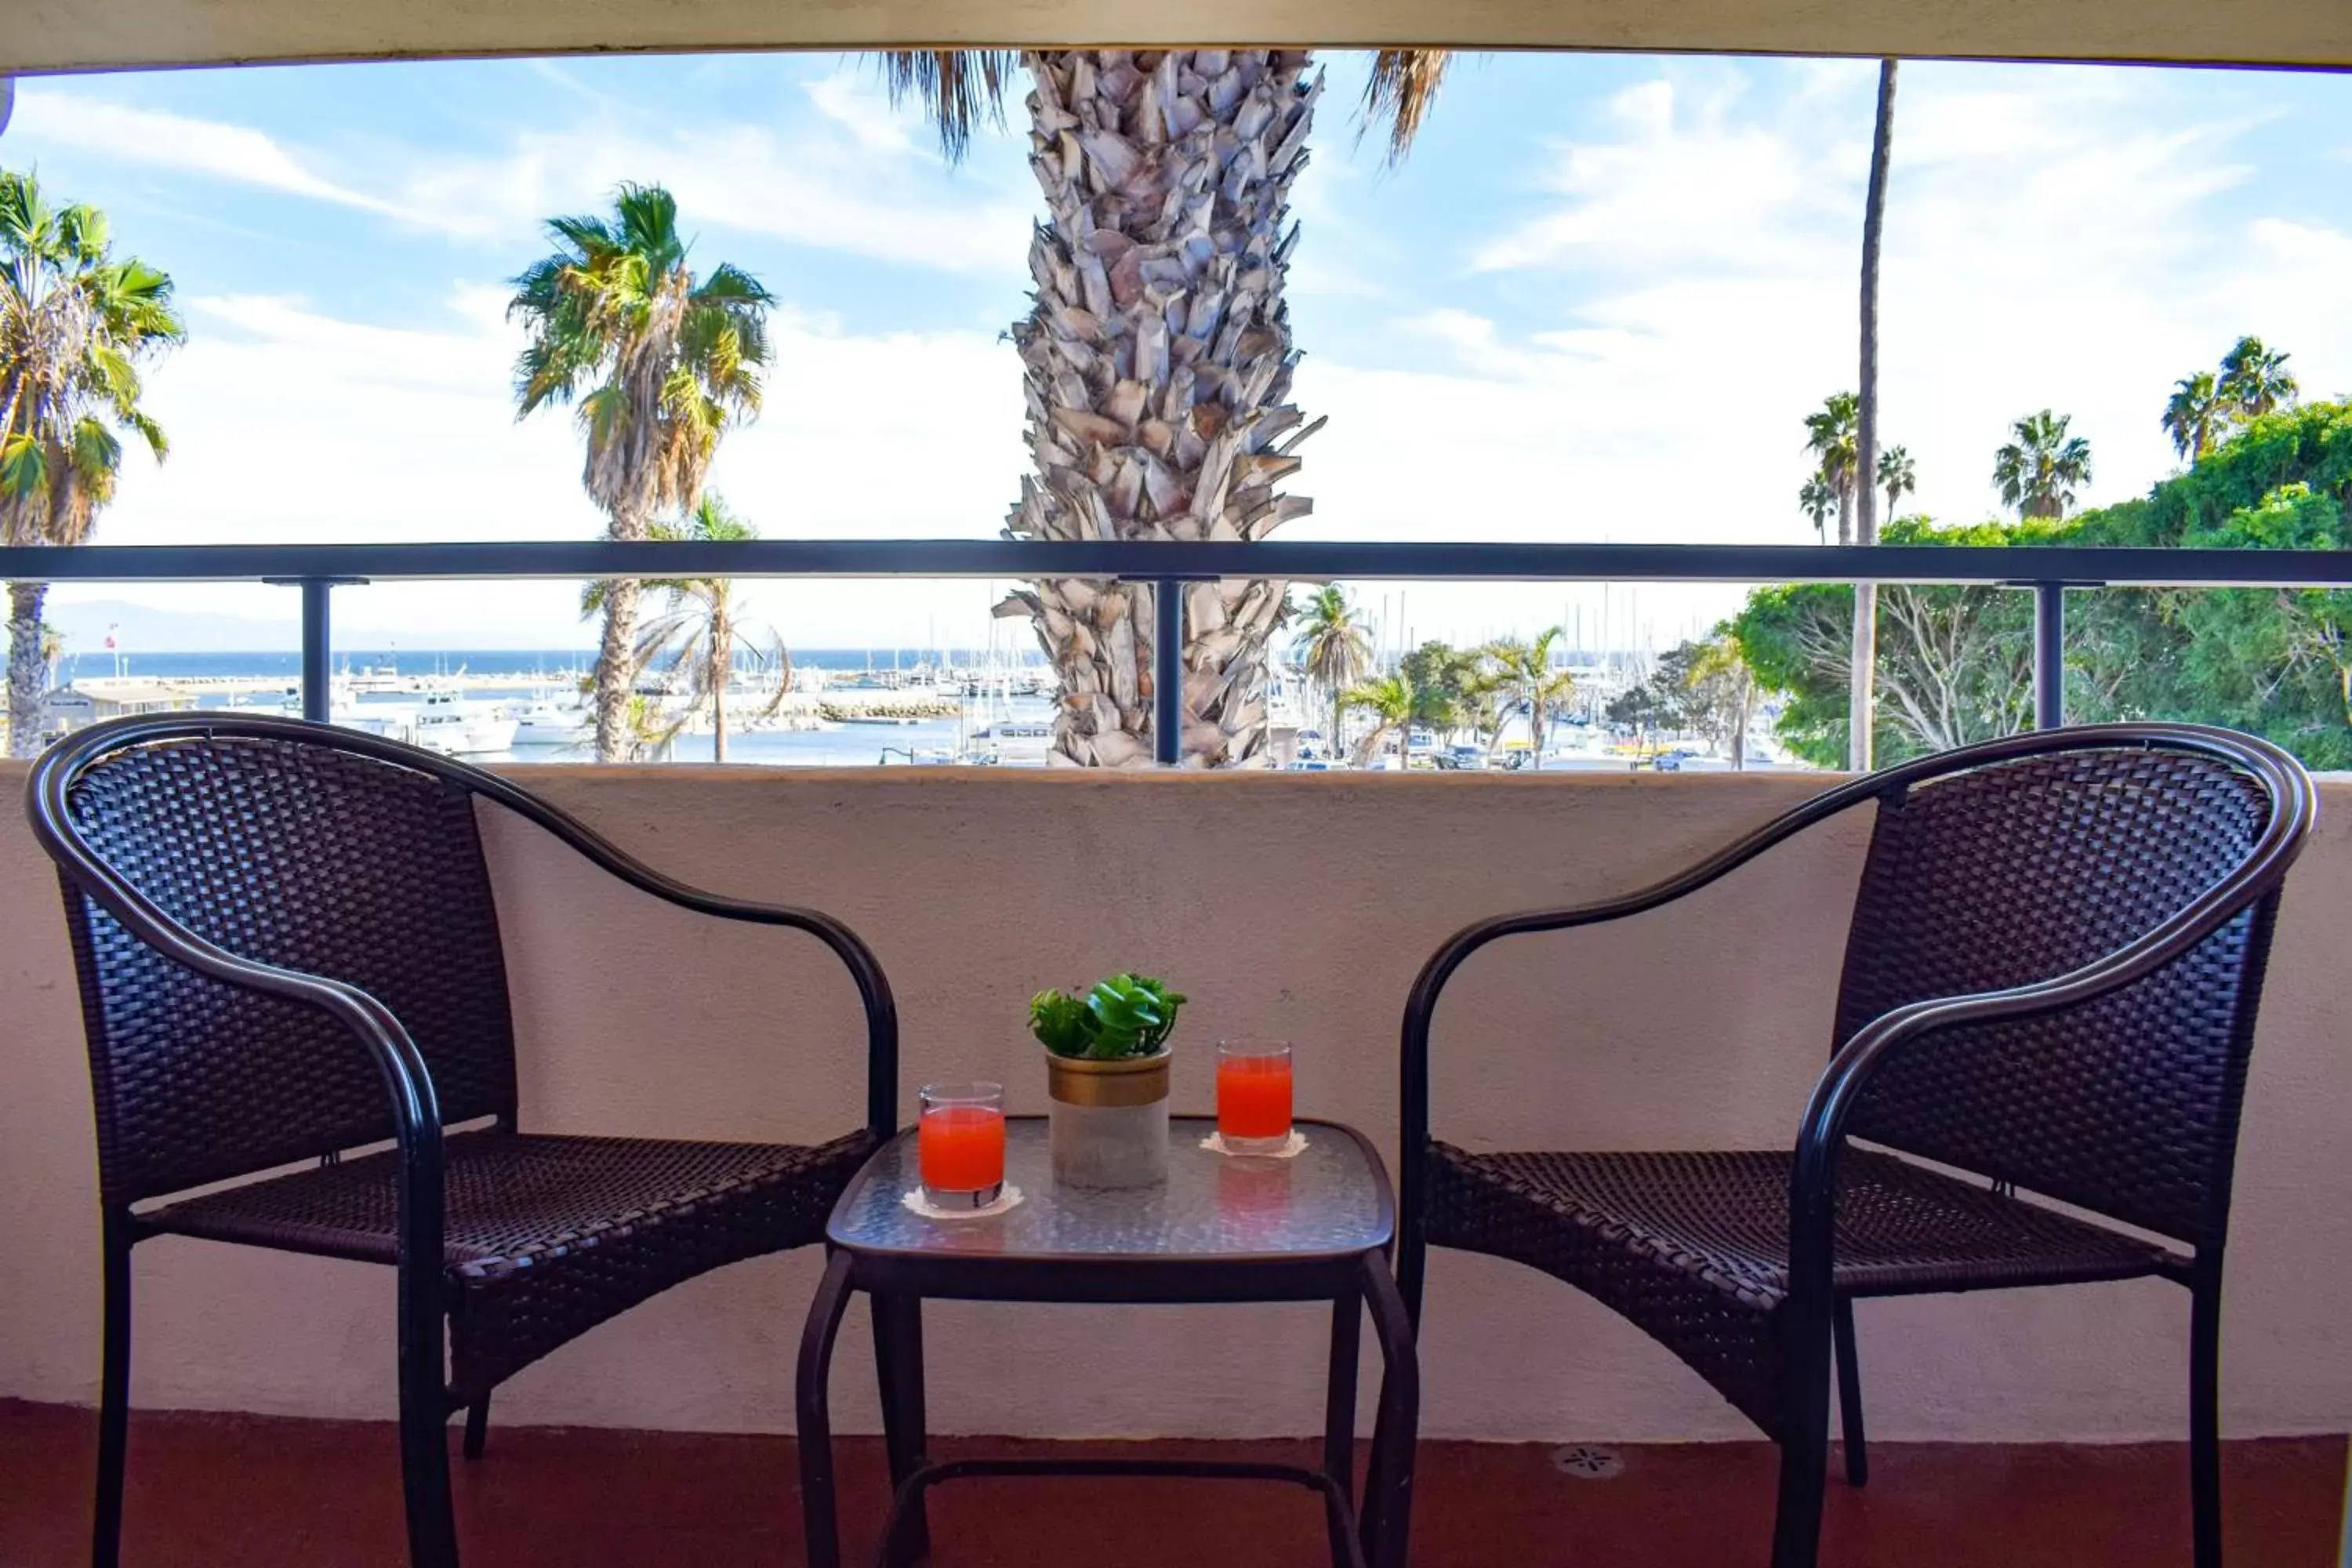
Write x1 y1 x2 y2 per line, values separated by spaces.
509 694 595 747
410 691 518 755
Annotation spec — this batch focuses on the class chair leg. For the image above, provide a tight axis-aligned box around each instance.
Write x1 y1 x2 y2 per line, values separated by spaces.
1832 1298 1867 1488
1325 1287 1363 1568
797 1250 857 1568
1770 1298 1835 1568
93 1220 132 1568
1396 1214 1427 1333
871 1290 929 1563
397 1265 459 1568
461 1396 490 1462
1358 1253 1419 1568
2190 1272 2224 1568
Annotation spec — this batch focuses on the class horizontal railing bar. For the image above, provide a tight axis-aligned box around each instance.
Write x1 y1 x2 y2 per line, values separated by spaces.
2 539 2350 587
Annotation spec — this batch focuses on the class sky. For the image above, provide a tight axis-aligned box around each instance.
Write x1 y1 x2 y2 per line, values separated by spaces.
2 51 2348 653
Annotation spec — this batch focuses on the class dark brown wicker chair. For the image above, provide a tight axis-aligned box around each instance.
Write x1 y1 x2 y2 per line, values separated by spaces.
26 713 902 1568
1396 724 2314 1568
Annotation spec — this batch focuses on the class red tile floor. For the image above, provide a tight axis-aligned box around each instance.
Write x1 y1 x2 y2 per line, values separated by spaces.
0 1400 2340 1566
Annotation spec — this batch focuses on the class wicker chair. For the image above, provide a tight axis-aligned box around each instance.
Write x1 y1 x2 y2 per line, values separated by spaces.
27 713 902 1568
1397 724 2314 1568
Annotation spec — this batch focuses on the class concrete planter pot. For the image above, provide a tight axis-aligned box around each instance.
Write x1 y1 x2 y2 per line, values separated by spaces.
1044 1047 1171 1189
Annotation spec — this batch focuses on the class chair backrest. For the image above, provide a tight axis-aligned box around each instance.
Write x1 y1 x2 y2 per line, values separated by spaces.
1834 738 2296 1247
33 719 518 1206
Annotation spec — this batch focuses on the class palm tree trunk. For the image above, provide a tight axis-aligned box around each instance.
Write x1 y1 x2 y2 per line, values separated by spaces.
1849 56 1898 773
593 576 641 764
8 579 49 760
999 50 1320 768
711 635 730 763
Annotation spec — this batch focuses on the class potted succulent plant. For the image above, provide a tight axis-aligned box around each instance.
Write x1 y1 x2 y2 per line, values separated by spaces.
1030 974 1185 1189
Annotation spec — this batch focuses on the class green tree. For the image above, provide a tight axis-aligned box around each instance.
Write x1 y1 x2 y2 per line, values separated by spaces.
1993 409 2092 519
2218 335 2298 421
1400 639 1489 743
0 170 183 756
1292 584 1373 750
1875 445 1916 521
1798 474 1837 542
1338 670 1446 768
509 183 772 762
1803 392 1860 546
1480 626 1575 764
1686 628 1758 769
886 50 1448 767
1732 402 2352 771
583 495 788 763
2162 370 2224 462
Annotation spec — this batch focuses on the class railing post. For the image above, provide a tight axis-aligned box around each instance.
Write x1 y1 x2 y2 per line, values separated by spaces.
2032 581 2065 730
301 579 333 723
269 576 361 723
1152 578 1184 766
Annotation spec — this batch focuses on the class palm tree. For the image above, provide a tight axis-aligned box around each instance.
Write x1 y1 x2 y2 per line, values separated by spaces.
2162 371 2224 462
1876 445 1916 520
0 170 183 757
1803 393 1860 546
1338 671 1417 768
583 494 787 762
1480 626 1575 764
1993 410 2092 520
2217 335 2297 420
1292 583 1373 750
886 50 1450 768
1686 627 1756 771
1798 475 1836 542
509 183 772 762
1849 57 1898 774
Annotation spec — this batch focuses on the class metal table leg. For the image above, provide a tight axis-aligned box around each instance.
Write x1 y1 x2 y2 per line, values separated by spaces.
1358 1252 1420 1568
872 1290 930 1563
797 1250 857 1568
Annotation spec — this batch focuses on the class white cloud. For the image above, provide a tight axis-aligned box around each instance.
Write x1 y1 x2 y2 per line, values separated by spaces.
10 74 1032 274
9 89 410 220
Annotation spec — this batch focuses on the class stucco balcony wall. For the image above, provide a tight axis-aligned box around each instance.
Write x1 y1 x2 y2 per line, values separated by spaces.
0 764 2344 1448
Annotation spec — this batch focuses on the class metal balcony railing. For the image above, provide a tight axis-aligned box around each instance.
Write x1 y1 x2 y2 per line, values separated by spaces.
9 537 2351 763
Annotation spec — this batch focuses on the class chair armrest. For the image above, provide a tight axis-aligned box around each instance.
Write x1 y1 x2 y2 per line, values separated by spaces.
1400 768 1894 1160
465 774 902 1142
33 820 447 1272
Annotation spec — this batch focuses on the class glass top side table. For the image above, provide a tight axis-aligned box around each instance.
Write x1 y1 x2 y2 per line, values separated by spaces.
797 1115 1418 1568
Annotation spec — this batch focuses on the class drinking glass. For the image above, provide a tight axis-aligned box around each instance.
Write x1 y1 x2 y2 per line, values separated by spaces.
919 1081 1006 1208
1215 1040 1294 1154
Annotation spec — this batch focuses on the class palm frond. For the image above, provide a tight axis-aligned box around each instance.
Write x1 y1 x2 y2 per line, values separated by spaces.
877 50 1020 161
1361 49 1454 163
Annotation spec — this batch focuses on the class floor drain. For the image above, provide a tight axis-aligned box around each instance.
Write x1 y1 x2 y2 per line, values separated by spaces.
1550 1444 1624 1479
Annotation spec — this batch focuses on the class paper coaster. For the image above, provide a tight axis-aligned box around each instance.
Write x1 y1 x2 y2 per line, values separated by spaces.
1200 1130 1311 1160
901 1184 1025 1221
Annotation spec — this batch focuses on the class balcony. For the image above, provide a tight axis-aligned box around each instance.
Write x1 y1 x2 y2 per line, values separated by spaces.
0 760 2346 1563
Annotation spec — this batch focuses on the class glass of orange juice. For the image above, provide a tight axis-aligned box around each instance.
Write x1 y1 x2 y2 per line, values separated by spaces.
1215 1040 1294 1154
919 1082 1007 1209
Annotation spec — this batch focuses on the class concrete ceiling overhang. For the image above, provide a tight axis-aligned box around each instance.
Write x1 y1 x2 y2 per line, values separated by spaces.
5 0 2347 76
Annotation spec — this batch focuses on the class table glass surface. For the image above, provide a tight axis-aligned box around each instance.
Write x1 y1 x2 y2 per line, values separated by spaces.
830 1116 1392 1261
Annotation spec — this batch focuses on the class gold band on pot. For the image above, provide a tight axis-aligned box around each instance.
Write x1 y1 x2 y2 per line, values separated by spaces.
1045 1049 1172 1109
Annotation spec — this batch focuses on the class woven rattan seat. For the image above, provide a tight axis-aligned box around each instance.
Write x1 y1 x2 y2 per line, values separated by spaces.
1397 726 2314 1568
1425 1142 2172 1430
28 715 902 1568
148 1129 875 1399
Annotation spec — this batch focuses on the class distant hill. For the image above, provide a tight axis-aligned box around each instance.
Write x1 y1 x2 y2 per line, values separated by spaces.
43 600 299 654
